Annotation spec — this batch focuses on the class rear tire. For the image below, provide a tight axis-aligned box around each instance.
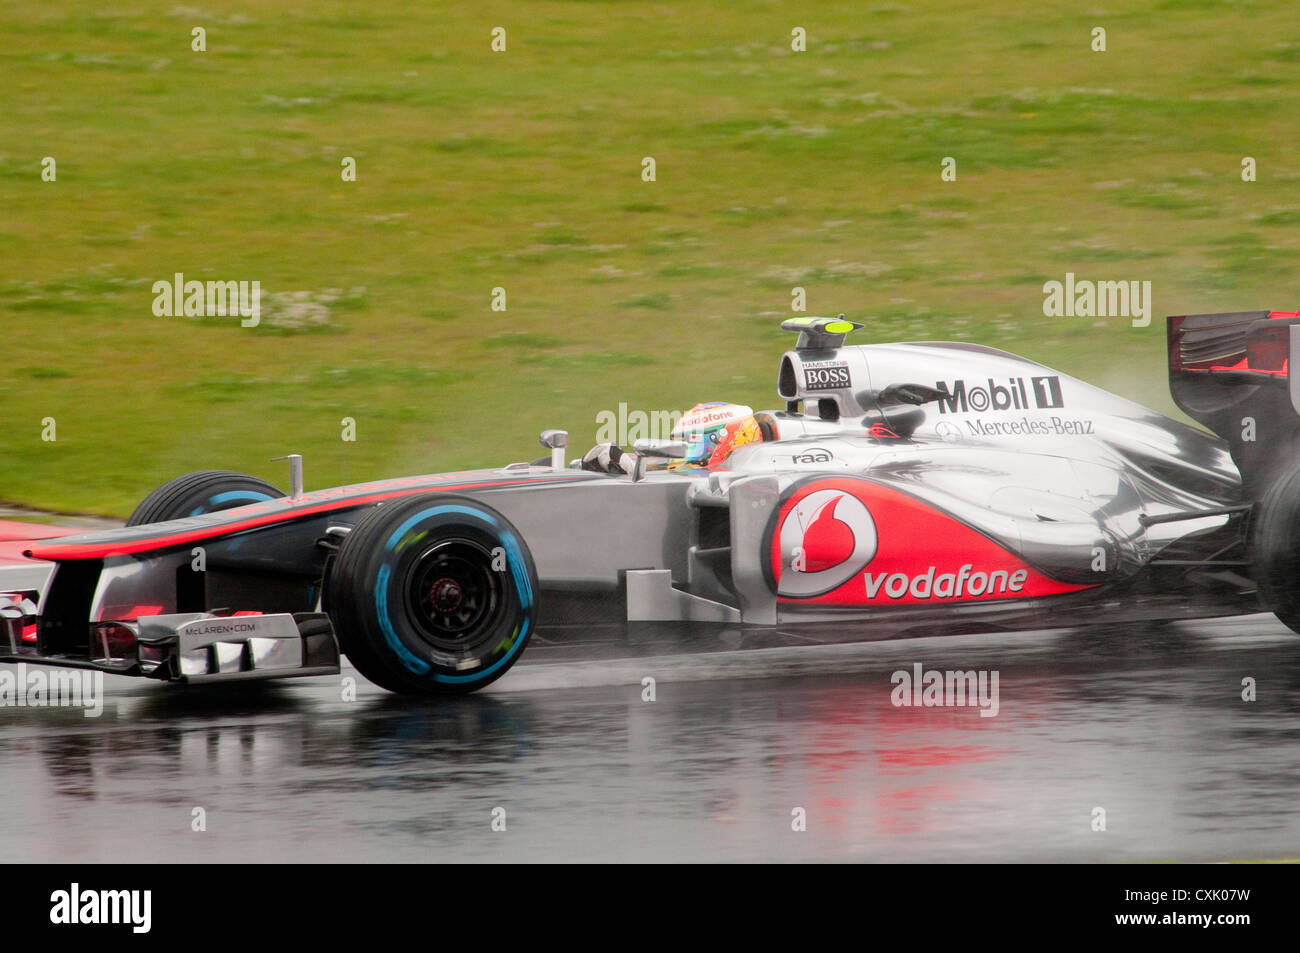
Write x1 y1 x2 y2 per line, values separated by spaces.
324 494 538 695
1252 462 1300 633
127 470 285 526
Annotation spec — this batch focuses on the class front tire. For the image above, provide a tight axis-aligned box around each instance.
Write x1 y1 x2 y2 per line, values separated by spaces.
324 494 538 695
127 470 285 526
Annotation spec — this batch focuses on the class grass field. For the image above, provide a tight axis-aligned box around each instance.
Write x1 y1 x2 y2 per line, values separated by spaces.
1 1 1298 515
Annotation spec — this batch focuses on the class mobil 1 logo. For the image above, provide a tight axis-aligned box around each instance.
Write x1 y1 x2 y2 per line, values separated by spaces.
935 376 1063 414
803 360 851 390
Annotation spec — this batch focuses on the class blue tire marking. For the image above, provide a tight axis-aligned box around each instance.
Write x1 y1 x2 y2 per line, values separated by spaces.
385 504 496 551
499 529 534 611
375 564 432 675
190 490 274 516
375 503 532 683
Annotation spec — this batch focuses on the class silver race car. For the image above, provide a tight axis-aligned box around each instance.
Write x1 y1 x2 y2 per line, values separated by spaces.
4 312 1298 695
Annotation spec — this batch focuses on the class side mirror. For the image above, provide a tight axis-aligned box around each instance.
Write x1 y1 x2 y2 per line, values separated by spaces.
538 430 567 469
630 439 689 482
632 439 689 458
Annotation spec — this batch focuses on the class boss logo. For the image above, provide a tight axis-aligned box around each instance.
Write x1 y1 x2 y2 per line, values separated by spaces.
803 361 851 390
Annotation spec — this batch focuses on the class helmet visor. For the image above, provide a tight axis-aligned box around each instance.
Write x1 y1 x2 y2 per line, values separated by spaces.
680 427 724 464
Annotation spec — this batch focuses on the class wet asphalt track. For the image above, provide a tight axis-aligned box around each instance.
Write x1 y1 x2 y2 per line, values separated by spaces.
3 613 1299 863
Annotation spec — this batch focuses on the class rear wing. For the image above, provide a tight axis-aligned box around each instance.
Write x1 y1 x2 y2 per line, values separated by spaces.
1169 310 1300 495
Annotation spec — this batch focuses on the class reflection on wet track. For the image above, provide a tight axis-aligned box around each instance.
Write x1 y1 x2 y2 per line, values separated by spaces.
3 614 1299 862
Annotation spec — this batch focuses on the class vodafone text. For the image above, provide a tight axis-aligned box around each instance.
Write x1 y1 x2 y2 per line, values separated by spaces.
865 564 1027 600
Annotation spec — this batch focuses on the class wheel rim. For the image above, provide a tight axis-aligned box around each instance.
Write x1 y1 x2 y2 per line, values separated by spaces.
403 538 503 651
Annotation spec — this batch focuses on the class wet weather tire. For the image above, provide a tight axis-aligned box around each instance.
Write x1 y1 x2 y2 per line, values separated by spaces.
1253 462 1300 634
324 495 538 695
127 470 285 526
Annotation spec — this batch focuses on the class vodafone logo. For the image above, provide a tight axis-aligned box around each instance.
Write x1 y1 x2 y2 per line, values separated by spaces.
778 489 877 598
678 410 737 430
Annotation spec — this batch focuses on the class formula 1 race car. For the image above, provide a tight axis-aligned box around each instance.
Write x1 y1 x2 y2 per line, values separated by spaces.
4 312 1300 695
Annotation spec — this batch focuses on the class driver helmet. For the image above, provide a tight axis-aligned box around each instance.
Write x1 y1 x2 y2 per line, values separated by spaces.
670 402 755 467
707 414 765 467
